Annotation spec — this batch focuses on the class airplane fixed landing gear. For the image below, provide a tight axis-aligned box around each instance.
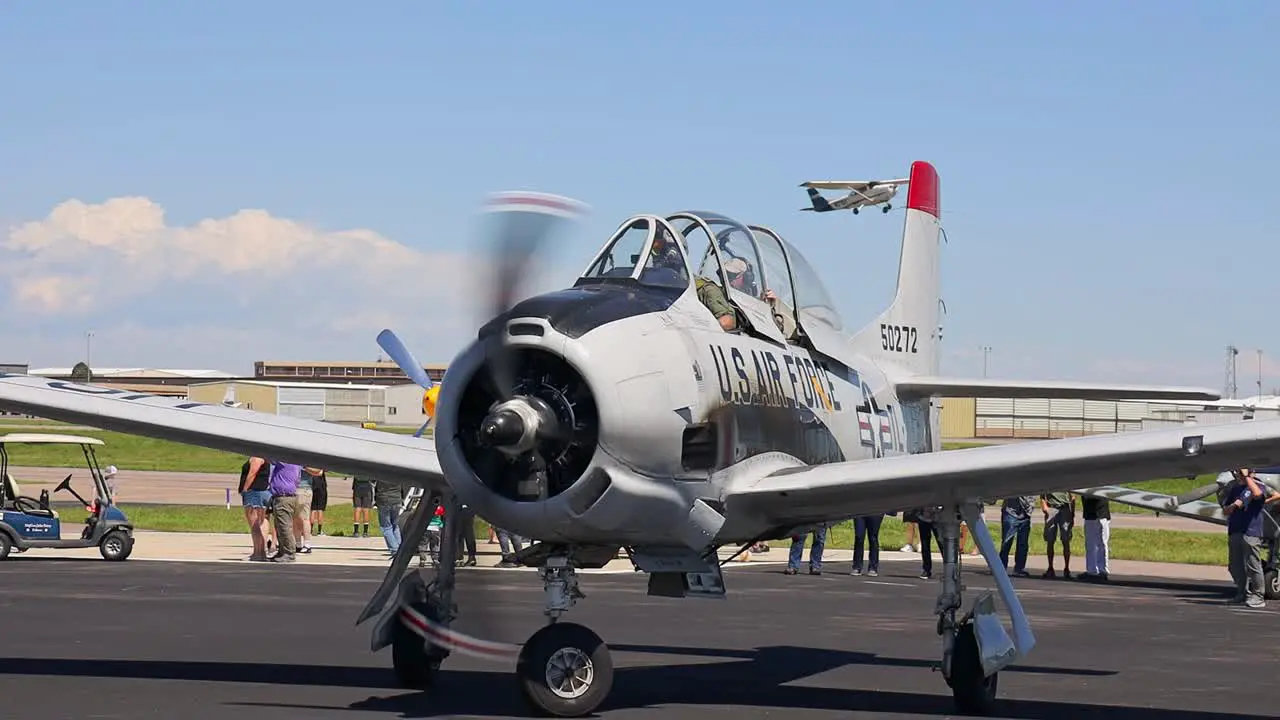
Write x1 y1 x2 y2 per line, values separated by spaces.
882 203 892 213
934 506 999 715
517 550 614 717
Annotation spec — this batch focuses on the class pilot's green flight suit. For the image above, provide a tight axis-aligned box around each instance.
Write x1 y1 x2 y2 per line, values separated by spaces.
695 277 736 329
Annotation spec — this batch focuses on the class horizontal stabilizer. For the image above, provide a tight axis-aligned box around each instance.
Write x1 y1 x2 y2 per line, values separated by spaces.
896 376 1220 402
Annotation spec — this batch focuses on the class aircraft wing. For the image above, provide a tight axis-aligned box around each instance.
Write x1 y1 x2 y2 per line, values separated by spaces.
723 419 1280 527
1071 485 1227 524
896 376 1220 401
0 373 446 486
800 178 908 190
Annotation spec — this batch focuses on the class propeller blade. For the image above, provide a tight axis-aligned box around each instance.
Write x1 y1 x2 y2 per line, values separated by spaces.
377 329 434 389
413 418 431 438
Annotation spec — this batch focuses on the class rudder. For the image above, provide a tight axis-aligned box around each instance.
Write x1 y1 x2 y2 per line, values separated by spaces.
848 160 942 379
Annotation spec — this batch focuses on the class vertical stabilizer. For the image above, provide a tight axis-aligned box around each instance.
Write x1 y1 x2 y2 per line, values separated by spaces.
848 160 941 378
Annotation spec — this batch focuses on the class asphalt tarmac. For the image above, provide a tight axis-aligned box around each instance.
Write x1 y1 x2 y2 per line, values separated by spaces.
0 559 1274 719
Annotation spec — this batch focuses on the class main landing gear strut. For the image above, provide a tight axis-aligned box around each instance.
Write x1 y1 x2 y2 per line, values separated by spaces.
932 502 1029 716
381 494 615 717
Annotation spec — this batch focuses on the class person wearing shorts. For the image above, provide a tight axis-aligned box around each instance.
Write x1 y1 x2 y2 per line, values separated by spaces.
308 468 328 535
293 468 314 554
239 458 272 561
352 476 373 537
1040 491 1075 579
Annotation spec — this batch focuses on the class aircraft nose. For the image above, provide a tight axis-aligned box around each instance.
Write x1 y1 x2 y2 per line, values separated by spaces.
480 408 525 447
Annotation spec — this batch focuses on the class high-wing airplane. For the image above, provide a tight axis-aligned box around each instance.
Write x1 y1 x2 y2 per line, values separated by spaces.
4 164 1280 718
799 177 909 214
1075 467 1280 599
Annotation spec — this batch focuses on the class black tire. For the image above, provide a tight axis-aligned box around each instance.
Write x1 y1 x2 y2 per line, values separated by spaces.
517 622 613 718
947 622 999 716
99 530 133 561
1265 569 1280 600
0 532 11 560
391 605 448 690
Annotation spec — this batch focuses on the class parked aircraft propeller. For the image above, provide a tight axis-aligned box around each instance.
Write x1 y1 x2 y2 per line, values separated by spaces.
376 328 435 437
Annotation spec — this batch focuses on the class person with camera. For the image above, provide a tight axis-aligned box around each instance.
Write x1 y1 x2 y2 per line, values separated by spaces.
1224 468 1271 608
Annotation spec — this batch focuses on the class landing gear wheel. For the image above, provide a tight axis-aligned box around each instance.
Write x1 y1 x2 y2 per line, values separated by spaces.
391 604 448 689
517 622 613 718
0 532 11 559
882 204 892 213
1265 568 1280 600
947 622 998 716
99 530 133 561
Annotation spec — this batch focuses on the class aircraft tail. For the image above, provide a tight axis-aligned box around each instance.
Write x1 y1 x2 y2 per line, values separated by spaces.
801 187 833 212
847 160 941 378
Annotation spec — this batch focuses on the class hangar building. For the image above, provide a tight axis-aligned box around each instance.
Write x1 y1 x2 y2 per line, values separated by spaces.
939 396 1256 441
382 382 431 428
187 380 387 425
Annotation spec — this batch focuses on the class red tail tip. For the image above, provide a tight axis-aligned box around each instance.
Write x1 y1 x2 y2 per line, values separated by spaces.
905 161 939 219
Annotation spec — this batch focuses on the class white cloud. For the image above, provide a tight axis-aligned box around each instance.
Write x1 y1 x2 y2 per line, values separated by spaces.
0 197 576 369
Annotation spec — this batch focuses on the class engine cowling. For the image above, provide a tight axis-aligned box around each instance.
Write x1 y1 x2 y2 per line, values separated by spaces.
432 303 714 547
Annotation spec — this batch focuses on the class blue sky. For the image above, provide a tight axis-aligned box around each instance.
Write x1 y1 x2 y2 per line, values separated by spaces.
1 2 1276 389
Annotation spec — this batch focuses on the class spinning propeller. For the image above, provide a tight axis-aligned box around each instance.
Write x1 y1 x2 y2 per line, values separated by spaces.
361 190 589 661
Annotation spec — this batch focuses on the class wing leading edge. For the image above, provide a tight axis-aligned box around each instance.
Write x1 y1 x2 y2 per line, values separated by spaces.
0 374 446 486
723 419 1280 529
896 376 1220 401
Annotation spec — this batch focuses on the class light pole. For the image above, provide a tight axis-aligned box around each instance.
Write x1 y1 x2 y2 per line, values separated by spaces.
981 346 992 378
1258 349 1264 398
86 330 94 383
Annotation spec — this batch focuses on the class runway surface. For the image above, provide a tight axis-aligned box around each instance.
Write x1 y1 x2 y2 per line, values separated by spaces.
0 559 1274 719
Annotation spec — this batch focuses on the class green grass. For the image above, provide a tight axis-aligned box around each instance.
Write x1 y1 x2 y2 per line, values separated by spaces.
53 504 1229 567
798 516 1227 566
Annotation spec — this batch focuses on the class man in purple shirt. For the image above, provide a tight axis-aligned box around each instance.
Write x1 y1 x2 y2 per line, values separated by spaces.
258 457 301 563
1224 468 1272 608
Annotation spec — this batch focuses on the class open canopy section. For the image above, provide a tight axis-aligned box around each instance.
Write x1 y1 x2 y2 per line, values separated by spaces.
749 225 843 334
577 214 692 291
665 211 790 345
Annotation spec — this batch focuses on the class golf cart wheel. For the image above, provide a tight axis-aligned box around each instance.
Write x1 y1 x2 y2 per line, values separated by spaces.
99 530 133 561
1266 569 1280 600
0 531 11 559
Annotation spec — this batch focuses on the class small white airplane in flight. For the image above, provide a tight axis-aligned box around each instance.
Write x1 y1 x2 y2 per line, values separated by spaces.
799 176 910 214
1 164 1276 719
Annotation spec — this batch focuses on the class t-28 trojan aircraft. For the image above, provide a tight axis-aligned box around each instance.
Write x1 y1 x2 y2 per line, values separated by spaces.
6 162 1280 717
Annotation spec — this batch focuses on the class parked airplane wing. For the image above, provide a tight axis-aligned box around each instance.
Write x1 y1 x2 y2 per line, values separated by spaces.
0 373 446 486
1072 485 1227 524
723 419 1280 527
895 376 1221 401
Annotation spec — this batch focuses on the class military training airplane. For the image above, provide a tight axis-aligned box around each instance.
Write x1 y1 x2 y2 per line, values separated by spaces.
799 176 909 214
8 162 1280 717
1075 466 1280 599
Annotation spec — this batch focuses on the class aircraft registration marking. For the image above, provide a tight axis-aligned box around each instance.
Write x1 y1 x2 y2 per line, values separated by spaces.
705 343 842 413
880 323 918 354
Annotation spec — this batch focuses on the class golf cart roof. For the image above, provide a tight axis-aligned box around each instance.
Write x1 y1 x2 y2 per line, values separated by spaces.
0 432 105 446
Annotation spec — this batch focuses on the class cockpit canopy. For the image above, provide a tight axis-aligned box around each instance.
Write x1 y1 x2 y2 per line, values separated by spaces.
578 211 843 342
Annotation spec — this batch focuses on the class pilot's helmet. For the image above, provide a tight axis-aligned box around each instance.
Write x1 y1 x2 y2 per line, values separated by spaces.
724 257 752 290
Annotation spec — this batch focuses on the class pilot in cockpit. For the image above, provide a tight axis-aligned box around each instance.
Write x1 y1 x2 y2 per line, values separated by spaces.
725 257 793 338
648 229 738 332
